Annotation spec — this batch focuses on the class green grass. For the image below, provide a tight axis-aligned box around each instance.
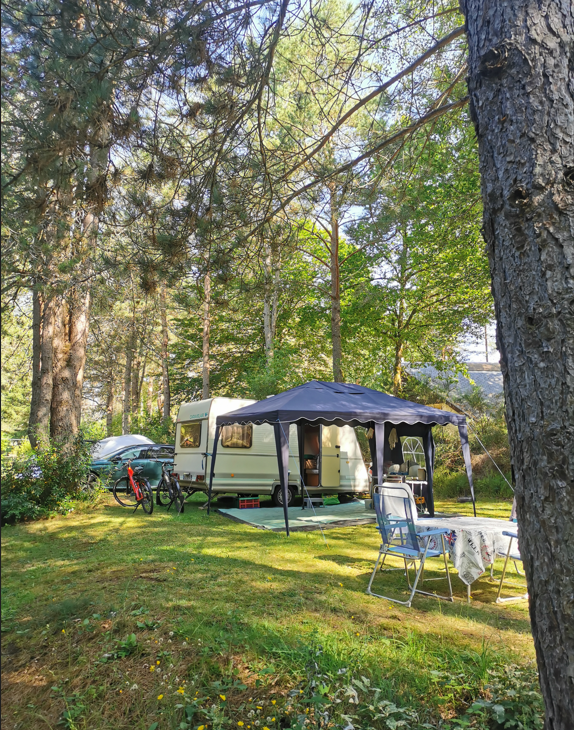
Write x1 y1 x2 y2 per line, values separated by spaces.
1 494 540 730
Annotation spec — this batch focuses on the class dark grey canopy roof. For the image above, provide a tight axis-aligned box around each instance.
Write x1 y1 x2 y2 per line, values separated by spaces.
215 380 467 428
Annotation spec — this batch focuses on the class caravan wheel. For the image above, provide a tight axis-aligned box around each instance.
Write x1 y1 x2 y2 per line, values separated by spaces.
272 484 295 507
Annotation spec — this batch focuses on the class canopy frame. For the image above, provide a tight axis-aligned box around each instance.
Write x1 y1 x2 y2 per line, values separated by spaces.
207 381 476 534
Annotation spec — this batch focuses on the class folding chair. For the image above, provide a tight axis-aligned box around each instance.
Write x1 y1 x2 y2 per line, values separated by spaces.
496 530 528 604
367 485 453 607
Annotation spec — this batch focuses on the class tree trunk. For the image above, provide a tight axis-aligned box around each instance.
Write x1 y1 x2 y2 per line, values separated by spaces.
138 357 147 416
35 295 57 446
263 244 273 359
122 336 133 435
131 351 140 416
392 341 404 396
105 379 114 437
160 282 171 420
28 290 43 448
202 270 211 399
329 191 343 382
50 289 91 441
148 376 155 416
50 298 73 441
70 288 90 430
461 2 574 727
263 241 279 359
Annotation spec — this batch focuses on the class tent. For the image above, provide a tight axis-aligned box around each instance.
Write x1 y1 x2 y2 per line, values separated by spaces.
207 381 476 535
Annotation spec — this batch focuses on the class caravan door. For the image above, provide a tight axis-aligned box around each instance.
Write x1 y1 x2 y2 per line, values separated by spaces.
321 425 340 488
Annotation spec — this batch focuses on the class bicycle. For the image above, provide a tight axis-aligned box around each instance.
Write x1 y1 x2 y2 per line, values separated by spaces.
113 458 154 514
154 460 185 513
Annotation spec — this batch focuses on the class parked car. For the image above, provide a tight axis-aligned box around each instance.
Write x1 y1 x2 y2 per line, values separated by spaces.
90 444 174 487
91 434 154 460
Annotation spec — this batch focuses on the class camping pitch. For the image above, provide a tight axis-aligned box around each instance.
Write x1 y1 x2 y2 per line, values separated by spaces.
207 381 476 535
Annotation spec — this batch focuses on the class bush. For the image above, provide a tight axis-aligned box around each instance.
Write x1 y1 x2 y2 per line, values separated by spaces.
1 434 97 524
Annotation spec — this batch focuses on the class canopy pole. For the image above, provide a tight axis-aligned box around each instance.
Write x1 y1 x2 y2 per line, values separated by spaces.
274 421 290 536
422 428 436 517
458 423 477 517
374 423 386 487
207 425 221 515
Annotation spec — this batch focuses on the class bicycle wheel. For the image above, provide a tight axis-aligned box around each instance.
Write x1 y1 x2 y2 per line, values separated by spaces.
156 477 171 506
138 478 154 515
113 477 138 507
169 476 185 514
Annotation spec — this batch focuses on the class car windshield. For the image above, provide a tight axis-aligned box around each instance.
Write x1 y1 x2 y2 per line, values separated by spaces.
96 446 134 460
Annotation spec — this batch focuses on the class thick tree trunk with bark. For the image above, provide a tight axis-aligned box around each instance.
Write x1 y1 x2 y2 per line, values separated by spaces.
329 192 343 382
159 283 171 420
461 1 574 726
28 290 43 448
202 271 211 400
50 289 91 441
35 296 56 446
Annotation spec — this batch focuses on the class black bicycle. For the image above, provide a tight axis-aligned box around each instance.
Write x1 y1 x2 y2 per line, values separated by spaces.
113 459 154 514
154 460 185 513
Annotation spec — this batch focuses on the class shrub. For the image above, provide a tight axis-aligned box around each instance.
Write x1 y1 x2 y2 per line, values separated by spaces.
1 434 96 524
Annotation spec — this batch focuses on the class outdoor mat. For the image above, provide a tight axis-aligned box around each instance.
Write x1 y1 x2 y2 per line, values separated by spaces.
216 500 376 532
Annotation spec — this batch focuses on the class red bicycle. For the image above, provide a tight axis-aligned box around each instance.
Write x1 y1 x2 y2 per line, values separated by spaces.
113 458 154 514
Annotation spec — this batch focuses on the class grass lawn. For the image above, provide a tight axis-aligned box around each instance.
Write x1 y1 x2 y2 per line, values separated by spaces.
1 494 541 730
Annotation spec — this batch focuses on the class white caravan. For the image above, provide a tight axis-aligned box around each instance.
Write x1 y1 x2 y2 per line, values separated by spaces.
173 397 370 506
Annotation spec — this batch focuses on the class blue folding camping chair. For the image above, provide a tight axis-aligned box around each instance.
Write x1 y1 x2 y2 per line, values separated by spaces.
367 484 453 607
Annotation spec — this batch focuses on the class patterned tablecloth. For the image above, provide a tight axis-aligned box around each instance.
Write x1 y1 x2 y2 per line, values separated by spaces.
415 516 515 585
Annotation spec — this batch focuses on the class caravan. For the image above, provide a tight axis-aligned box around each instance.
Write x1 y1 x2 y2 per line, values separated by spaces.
173 397 370 505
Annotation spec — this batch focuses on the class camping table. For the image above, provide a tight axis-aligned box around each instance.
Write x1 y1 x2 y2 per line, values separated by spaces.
415 516 516 602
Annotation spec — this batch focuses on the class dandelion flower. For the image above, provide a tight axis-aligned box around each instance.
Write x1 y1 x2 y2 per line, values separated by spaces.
157 694 163 700
119 690 122 693
339 583 343 587
61 629 65 634
157 660 161 665
356 632 360 636
238 723 244 727
150 666 155 672
198 726 205 730
177 687 185 694
220 694 226 701
271 700 276 705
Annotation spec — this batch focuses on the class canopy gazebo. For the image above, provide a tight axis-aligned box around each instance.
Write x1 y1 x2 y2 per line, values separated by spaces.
207 381 475 535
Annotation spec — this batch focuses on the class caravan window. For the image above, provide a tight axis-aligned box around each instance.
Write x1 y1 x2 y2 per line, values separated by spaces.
221 424 253 449
180 421 202 448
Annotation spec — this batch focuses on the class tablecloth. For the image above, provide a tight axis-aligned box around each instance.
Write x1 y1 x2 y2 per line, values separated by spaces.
415 516 515 585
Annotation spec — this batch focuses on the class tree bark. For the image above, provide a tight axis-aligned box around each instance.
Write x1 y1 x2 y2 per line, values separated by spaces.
202 270 211 399
105 378 114 437
148 376 155 416
329 190 343 382
263 241 279 359
122 332 133 435
461 2 574 726
392 341 404 396
263 242 273 359
35 295 56 446
50 288 91 441
131 350 140 416
28 290 43 448
160 282 171 420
